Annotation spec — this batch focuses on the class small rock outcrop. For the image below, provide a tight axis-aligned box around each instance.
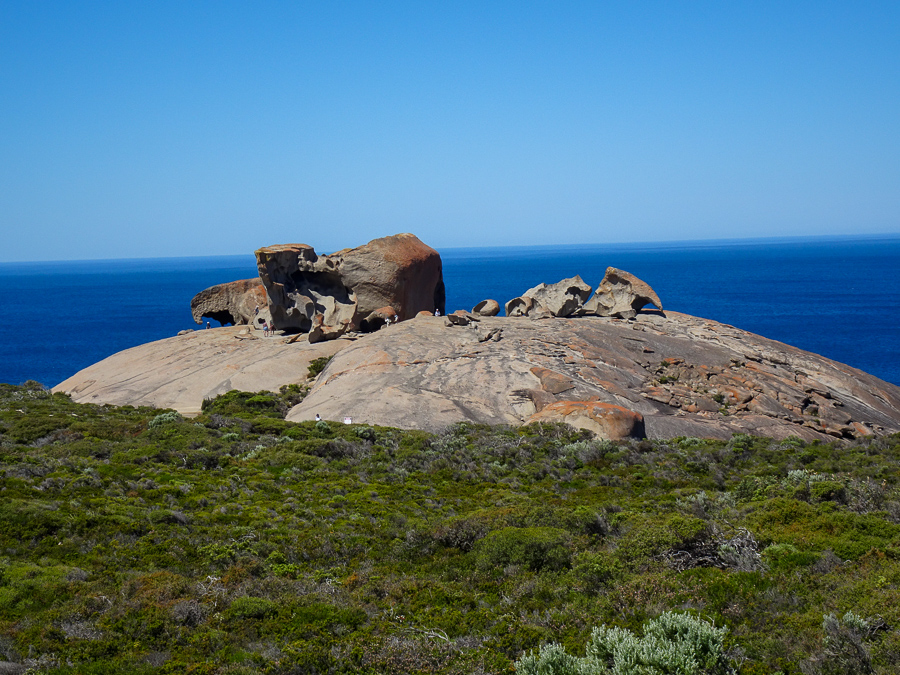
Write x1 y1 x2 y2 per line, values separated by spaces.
581 267 663 319
525 400 646 439
522 275 593 317
190 279 268 326
256 234 445 336
473 299 500 316
308 314 352 344
505 296 536 317
446 311 477 326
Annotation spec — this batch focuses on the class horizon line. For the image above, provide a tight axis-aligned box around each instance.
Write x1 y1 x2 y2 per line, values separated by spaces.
2 230 899 266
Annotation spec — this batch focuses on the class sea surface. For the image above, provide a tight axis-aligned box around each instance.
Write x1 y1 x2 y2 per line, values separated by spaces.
1 235 898 389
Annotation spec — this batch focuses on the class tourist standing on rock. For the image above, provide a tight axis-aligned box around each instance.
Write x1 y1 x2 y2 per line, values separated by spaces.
263 321 269 337
206 321 210 329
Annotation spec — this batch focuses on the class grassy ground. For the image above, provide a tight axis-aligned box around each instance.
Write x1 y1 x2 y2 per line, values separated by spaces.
0 381 898 674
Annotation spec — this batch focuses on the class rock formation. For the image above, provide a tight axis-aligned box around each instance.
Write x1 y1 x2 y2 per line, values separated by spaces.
255 234 444 337
504 276 593 318
581 267 663 319
522 275 593 317
473 299 500 316
190 279 268 326
54 243 900 442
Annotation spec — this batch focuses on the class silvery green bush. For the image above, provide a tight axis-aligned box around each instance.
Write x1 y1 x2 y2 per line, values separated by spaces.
148 410 183 428
515 611 733 675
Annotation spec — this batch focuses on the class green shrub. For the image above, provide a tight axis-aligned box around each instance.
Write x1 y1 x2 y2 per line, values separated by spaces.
615 514 708 565
226 596 276 620
761 543 819 571
811 480 847 504
474 526 571 572
307 356 332 379
200 389 285 419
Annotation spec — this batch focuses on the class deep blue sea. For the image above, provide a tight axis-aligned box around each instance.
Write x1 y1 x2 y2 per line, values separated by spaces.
1 235 898 388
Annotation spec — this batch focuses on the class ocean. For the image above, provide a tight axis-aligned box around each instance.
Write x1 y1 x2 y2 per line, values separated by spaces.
1 235 898 389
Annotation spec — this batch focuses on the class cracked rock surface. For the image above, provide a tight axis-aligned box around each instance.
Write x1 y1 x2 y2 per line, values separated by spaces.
288 311 900 440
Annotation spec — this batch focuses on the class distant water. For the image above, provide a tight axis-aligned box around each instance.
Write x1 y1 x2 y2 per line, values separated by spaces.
1 235 898 388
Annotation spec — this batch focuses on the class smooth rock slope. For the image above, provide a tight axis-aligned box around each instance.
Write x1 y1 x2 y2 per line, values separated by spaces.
54 327 346 415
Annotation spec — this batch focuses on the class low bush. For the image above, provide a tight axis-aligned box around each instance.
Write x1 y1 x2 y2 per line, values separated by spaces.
474 526 572 572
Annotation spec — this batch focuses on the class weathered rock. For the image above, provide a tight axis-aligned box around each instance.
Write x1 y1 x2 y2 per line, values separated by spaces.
581 267 663 319
190 278 268 326
255 244 357 333
446 311 475 326
255 234 444 334
338 234 445 322
473 299 500 316
526 401 645 440
522 276 593 317
505 296 536 317
53 326 348 415
308 314 352 344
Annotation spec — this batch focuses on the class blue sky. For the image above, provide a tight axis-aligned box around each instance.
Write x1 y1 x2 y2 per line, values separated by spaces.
2 1 899 261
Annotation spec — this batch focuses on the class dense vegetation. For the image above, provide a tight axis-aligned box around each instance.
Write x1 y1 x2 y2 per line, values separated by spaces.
0 381 899 674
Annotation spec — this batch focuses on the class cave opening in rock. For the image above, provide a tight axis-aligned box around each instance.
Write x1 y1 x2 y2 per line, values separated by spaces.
204 310 238 326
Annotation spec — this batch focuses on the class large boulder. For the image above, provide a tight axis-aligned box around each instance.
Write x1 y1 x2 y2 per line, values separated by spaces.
473 299 500 316
581 267 663 319
522 275 593 317
255 234 445 335
525 400 646 440
190 279 268 326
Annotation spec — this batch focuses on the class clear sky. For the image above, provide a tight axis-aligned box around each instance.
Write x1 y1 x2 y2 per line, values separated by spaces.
2 1 899 262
